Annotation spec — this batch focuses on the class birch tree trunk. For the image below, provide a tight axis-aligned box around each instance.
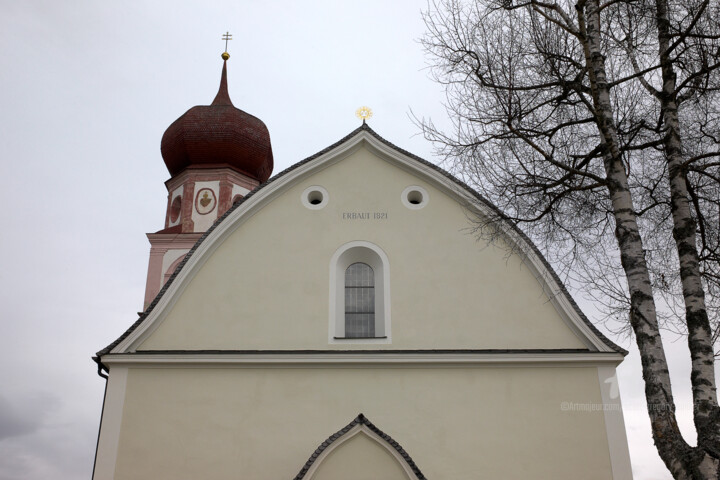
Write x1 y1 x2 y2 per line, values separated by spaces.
420 0 720 475
578 0 705 477
654 0 720 474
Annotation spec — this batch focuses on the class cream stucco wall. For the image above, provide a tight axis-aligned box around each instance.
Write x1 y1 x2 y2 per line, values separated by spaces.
113 366 614 480
138 145 586 351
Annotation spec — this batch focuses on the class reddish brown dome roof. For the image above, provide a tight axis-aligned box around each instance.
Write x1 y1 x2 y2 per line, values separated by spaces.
160 60 273 182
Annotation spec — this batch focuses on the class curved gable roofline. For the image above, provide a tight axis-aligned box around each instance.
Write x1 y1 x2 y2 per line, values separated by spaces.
96 123 625 357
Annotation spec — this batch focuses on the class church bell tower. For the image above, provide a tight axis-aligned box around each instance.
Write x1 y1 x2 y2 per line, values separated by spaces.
143 47 274 308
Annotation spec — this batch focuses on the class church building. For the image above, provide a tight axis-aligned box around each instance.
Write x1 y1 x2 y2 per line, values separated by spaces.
92 51 633 479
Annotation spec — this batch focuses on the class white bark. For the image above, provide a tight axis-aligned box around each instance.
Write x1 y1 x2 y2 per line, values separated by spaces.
654 0 720 471
577 1 698 476
421 0 720 476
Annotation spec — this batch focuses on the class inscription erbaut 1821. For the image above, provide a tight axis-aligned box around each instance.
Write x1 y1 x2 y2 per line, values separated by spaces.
342 212 388 220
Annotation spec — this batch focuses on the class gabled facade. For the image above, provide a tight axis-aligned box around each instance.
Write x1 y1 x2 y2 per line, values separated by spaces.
93 58 633 480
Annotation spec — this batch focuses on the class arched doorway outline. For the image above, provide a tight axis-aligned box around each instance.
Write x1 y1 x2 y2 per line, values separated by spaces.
293 413 426 480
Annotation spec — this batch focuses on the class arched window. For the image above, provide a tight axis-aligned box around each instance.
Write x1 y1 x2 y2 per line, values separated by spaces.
344 263 375 338
329 241 390 343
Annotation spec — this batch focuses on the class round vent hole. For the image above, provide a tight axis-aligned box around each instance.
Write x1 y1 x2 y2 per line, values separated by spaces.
407 191 423 205
401 186 429 209
301 186 329 209
308 191 324 205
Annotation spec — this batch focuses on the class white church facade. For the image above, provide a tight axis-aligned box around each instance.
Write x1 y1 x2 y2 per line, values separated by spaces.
92 53 633 479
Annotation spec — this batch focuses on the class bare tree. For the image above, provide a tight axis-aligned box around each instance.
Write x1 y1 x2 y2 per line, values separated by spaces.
419 0 720 477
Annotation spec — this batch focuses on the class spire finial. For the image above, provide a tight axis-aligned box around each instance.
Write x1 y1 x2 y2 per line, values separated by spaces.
221 31 232 60
212 53 233 106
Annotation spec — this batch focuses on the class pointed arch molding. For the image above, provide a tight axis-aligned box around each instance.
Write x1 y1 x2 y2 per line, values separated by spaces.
294 414 426 480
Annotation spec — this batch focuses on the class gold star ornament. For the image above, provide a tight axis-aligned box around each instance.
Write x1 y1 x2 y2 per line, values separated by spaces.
355 106 373 123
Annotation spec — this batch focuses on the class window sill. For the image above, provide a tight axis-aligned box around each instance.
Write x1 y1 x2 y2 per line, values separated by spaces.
333 336 388 340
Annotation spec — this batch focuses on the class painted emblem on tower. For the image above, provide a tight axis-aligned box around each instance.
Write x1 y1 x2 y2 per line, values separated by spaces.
195 188 217 215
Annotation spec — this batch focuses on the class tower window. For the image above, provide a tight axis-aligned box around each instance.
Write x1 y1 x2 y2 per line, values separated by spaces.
344 263 375 338
169 195 182 224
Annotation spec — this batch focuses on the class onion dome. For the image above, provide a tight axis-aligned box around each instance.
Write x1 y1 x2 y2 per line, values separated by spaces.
160 57 273 182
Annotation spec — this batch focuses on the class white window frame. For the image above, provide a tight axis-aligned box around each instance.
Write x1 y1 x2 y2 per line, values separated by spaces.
329 241 390 344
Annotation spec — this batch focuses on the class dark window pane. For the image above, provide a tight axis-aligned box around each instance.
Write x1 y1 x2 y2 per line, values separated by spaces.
345 286 374 313
345 313 375 338
344 263 375 337
345 262 374 286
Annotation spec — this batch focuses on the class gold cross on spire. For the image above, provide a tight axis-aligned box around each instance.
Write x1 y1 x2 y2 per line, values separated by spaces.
221 31 232 60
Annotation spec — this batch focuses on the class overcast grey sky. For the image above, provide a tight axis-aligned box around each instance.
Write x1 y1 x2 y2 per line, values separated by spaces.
0 2 712 479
